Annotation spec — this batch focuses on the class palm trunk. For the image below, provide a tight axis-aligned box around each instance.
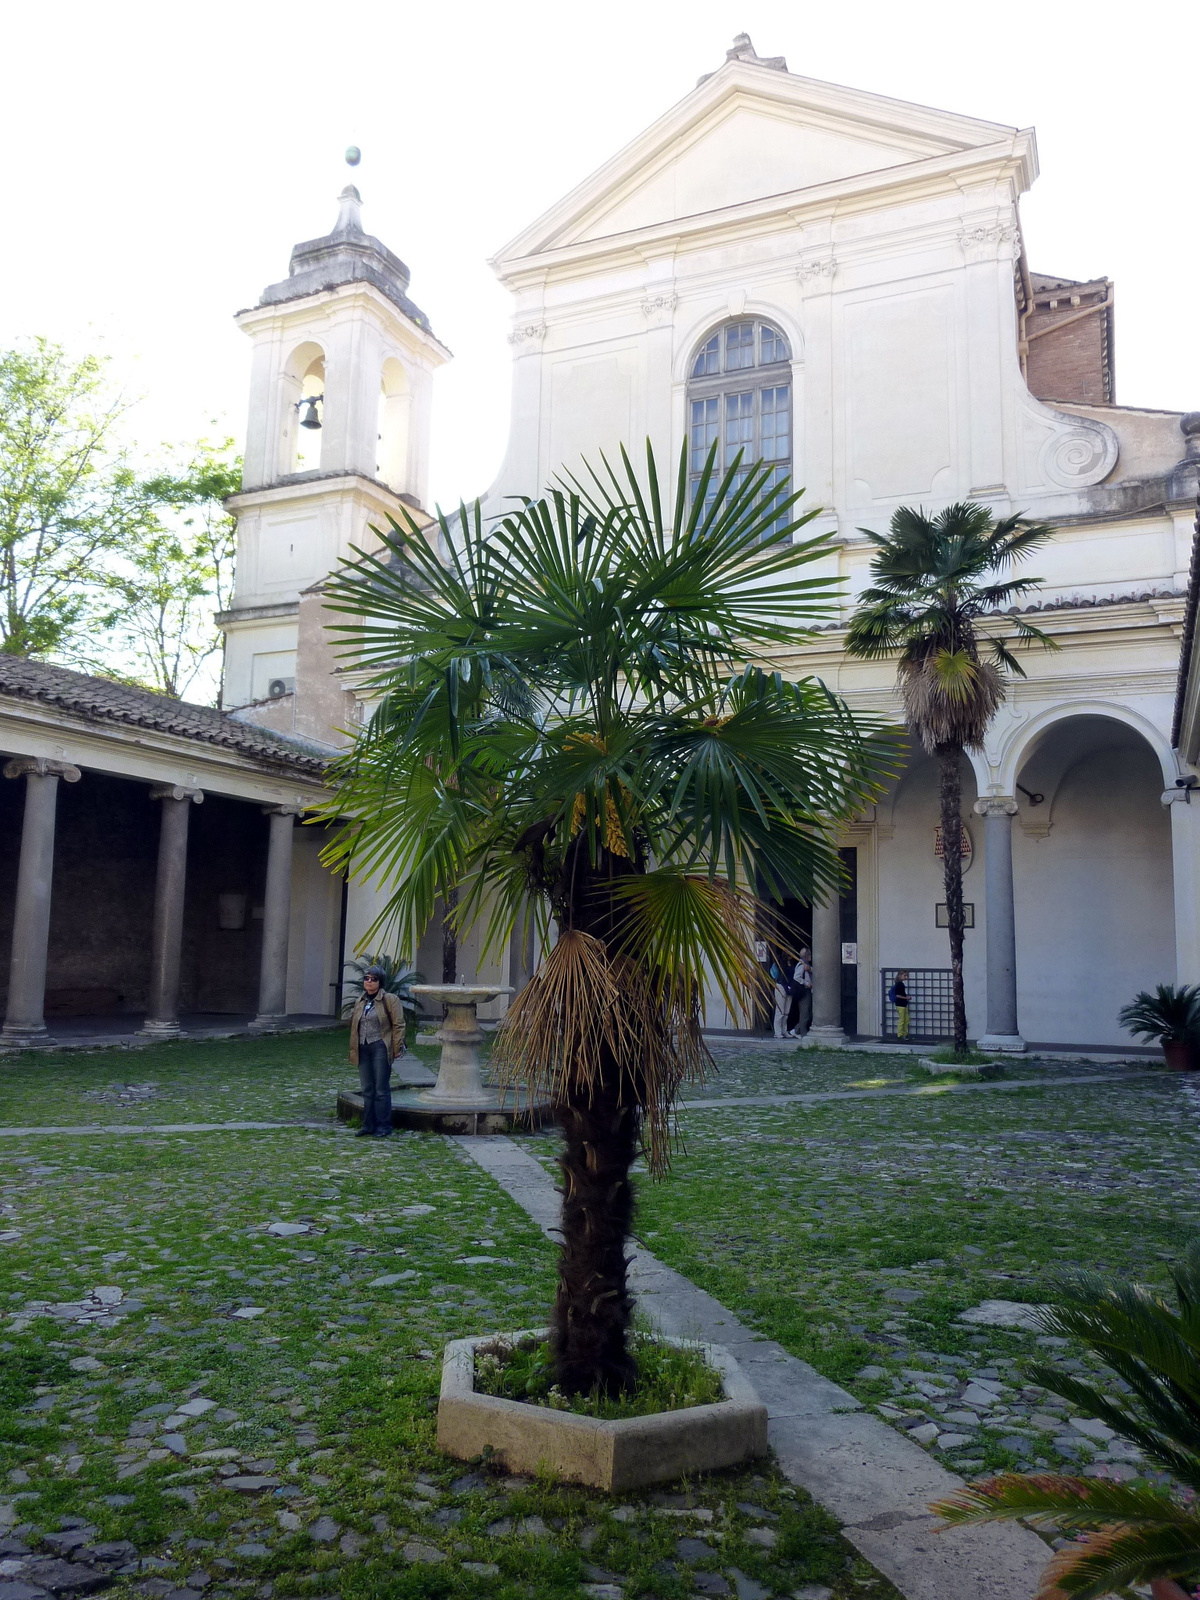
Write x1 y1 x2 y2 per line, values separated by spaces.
551 1077 639 1397
549 838 641 1399
440 885 458 983
936 742 968 1053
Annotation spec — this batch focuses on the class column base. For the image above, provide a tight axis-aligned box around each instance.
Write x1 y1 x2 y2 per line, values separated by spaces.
249 1013 288 1033
803 1026 848 1049
977 1032 1026 1054
1 1022 49 1047
139 1020 183 1039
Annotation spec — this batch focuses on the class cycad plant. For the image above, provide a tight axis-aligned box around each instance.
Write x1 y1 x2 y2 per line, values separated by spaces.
845 503 1056 1051
1118 985 1200 1045
933 1249 1200 1599
340 953 422 1020
319 441 886 1398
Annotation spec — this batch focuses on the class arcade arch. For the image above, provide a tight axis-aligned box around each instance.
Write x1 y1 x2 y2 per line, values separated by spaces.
1008 713 1174 1046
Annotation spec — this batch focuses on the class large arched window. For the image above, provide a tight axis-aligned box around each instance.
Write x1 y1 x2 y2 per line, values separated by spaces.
687 319 792 532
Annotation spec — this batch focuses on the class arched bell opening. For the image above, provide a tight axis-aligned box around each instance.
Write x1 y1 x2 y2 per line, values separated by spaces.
280 341 326 476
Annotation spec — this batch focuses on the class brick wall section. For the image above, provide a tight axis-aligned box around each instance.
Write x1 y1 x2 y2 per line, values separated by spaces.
1024 273 1113 404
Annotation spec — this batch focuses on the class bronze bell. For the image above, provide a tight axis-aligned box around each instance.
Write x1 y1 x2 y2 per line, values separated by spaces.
299 395 323 430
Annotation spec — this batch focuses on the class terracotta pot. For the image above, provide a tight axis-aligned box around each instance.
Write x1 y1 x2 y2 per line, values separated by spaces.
1162 1040 1200 1072
1150 1579 1194 1600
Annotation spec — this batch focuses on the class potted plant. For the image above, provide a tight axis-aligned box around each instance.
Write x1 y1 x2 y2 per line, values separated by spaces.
1118 983 1200 1071
933 1248 1200 1599
319 439 884 1477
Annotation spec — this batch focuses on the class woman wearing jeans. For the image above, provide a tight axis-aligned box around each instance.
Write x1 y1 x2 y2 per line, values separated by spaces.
347 967 406 1137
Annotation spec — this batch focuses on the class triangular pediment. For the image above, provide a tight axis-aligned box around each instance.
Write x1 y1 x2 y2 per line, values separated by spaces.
496 62 1030 265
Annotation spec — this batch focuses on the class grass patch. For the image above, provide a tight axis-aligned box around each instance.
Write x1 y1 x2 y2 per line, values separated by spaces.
475 1329 724 1419
925 1047 1003 1068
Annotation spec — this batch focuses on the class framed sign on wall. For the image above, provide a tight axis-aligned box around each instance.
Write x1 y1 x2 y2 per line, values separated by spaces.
935 902 975 928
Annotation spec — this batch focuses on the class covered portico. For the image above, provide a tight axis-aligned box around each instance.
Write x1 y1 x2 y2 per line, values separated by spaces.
0 658 344 1049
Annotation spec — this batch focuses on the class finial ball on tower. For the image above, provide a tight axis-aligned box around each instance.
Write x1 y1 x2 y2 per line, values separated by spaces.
345 146 361 167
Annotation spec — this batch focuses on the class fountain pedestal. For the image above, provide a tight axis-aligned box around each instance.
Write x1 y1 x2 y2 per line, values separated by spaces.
337 982 553 1136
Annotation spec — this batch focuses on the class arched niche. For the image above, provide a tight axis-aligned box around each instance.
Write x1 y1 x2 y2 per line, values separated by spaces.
1009 711 1175 1045
377 357 410 490
280 341 326 476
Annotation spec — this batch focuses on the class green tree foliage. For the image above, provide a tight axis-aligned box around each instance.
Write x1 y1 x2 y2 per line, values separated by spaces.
845 502 1056 1051
320 440 891 1398
100 440 241 700
0 337 240 700
0 338 139 658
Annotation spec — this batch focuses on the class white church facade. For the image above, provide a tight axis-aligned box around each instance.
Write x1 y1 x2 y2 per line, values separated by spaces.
2 38 1195 1052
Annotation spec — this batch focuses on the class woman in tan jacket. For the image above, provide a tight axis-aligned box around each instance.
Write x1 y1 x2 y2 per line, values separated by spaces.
347 967 406 1138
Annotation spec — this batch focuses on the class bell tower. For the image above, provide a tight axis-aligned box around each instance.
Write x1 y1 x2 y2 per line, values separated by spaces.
220 160 450 740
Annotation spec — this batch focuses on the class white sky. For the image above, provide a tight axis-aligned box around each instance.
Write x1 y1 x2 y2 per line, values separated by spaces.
3 0 1195 509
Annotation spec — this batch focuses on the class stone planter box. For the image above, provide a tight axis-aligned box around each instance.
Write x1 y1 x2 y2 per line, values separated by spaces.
437 1329 768 1491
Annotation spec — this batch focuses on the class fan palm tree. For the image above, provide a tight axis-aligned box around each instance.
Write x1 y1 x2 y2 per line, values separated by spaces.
318 441 888 1399
845 503 1056 1051
933 1248 1200 1600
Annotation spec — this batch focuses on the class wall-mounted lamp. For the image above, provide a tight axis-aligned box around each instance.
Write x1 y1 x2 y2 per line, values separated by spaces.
1175 777 1200 804
1016 782 1044 806
298 394 324 430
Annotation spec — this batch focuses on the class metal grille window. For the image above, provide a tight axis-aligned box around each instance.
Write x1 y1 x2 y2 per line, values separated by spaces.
687 320 793 534
880 968 955 1042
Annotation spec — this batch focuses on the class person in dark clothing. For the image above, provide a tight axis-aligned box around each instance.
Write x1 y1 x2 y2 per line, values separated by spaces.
347 967 406 1137
890 971 911 1040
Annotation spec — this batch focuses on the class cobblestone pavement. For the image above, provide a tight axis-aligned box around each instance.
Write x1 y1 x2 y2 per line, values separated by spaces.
618 1044 1191 1488
0 1034 900 1600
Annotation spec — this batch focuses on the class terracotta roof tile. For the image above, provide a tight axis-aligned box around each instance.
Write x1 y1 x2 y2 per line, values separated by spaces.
0 657 330 778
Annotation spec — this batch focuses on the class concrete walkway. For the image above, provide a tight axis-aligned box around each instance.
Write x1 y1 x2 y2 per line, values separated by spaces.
456 1135 1051 1600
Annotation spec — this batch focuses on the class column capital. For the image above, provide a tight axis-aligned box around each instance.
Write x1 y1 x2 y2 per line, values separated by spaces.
149 784 204 804
973 795 1018 817
261 802 306 817
3 757 80 783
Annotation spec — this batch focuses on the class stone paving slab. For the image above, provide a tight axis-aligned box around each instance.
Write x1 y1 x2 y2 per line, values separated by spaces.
681 1067 1157 1109
456 1135 1051 1600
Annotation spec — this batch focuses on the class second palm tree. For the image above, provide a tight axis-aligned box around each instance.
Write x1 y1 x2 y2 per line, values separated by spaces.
846 502 1056 1052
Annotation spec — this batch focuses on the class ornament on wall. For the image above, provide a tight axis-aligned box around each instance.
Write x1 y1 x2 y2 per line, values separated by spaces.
1039 417 1119 489
934 822 973 869
508 322 548 346
957 223 1020 263
797 254 837 291
640 293 677 326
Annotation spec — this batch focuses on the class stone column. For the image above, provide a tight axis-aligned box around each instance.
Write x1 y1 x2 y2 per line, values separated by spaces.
807 893 846 1048
1163 784 1200 986
973 796 1025 1052
141 786 203 1037
2 757 81 1043
251 805 301 1030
